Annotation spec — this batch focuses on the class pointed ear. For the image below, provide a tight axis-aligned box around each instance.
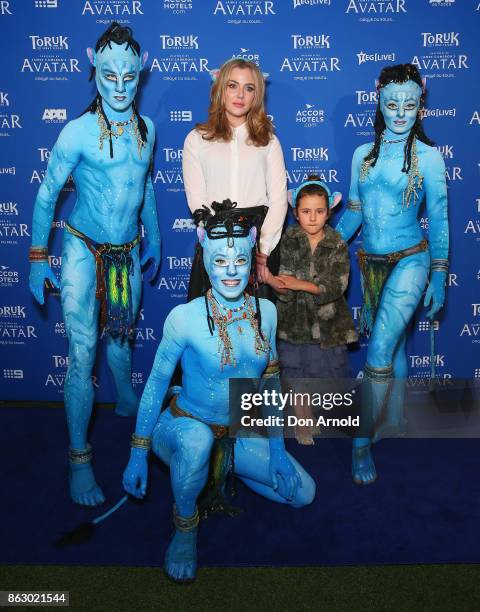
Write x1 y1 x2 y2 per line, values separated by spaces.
141 51 148 70
248 226 257 248
262 72 270 82
86 48 96 67
197 226 206 245
329 192 342 209
209 68 220 83
375 79 380 91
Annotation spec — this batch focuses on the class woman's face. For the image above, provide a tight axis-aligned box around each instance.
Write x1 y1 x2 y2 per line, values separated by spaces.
380 80 422 135
223 66 256 126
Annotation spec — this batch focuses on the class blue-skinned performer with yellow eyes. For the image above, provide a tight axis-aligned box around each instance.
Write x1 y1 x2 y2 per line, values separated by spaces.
123 200 315 583
335 64 449 485
29 23 161 506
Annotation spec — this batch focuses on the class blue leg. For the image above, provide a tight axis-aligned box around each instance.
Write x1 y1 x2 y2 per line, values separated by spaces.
353 252 429 484
108 247 142 417
61 234 105 506
152 410 214 582
234 435 316 508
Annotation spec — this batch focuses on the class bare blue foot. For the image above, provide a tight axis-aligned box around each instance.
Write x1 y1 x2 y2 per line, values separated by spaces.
69 463 105 506
352 444 377 485
164 528 198 583
114 392 140 417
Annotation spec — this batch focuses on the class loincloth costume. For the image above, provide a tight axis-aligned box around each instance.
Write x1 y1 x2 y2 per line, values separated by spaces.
357 239 428 337
169 395 238 519
66 223 140 339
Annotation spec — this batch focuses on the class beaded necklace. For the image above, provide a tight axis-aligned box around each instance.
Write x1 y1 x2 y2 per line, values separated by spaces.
96 105 145 158
206 289 270 370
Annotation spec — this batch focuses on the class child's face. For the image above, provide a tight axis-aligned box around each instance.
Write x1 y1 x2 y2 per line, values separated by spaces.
295 194 329 237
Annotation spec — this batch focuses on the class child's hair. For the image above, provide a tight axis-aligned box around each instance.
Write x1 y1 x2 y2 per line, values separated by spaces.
196 58 273 147
295 175 330 210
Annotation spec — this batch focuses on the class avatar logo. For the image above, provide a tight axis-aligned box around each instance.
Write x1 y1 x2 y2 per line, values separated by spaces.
42 109 67 121
0 115 21 129
464 220 480 234
470 111 480 125
160 34 198 50
346 0 406 13
280 57 340 73
411 55 468 71
0 223 30 238
82 1 143 16
21 59 81 74
460 324 480 338
213 1 276 16
149 58 209 75
0 1 12 14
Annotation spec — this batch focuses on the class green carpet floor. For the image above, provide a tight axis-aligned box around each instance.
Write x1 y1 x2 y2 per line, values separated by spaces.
2 565 480 611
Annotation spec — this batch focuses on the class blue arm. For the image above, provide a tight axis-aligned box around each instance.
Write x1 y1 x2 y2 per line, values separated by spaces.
123 306 187 498
139 119 161 281
422 148 449 318
335 145 366 242
30 121 80 304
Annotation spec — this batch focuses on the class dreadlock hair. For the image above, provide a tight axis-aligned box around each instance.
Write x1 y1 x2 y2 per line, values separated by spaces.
194 199 265 341
364 63 434 174
295 174 330 214
81 22 148 158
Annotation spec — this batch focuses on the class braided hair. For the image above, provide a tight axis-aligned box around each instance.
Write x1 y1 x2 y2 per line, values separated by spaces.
194 199 265 341
364 64 434 174
81 22 148 158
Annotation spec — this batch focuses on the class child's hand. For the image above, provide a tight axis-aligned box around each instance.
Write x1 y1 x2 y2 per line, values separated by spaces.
276 274 304 291
264 269 288 294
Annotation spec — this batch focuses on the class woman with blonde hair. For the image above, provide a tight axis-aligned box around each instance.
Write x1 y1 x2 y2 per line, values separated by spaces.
183 58 288 299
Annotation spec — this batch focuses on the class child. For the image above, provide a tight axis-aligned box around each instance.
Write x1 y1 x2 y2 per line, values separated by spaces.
265 176 358 445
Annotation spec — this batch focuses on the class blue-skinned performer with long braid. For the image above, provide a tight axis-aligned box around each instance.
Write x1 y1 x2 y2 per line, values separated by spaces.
123 201 315 583
29 23 161 506
335 64 449 485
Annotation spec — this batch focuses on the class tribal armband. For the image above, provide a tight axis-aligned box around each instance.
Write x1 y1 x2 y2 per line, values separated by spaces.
29 246 48 263
347 200 362 212
431 258 449 273
262 360 280 379
131 433 151 451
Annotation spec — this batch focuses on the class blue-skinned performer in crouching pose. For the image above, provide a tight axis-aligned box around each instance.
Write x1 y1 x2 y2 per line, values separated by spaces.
123 201 315 583
335 64 449 485
29 23 161 506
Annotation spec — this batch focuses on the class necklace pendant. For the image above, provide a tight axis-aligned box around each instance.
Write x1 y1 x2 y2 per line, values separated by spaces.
117 126 124 137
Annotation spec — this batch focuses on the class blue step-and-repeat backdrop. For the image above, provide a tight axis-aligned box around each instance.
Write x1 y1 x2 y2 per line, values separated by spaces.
0 0 479 402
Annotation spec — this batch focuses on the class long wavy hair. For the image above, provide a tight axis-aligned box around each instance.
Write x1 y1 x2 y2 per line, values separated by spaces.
364 63 434 174
196 58 273 147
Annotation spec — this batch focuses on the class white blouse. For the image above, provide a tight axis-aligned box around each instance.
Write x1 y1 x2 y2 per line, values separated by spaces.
182 122 287 255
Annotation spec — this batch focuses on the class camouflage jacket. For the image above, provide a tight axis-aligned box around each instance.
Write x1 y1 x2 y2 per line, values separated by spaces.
276 224 358 348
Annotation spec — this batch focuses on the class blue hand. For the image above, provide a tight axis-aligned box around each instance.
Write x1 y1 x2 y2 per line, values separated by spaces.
269 447 301 502
123 447 149 498
29 262 60 305
140 241 161 282
424 271 446 319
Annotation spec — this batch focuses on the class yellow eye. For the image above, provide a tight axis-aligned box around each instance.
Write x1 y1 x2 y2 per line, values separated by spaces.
124 74 135 82
214 258 228 267
105 74 117 81
236 257 248 266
